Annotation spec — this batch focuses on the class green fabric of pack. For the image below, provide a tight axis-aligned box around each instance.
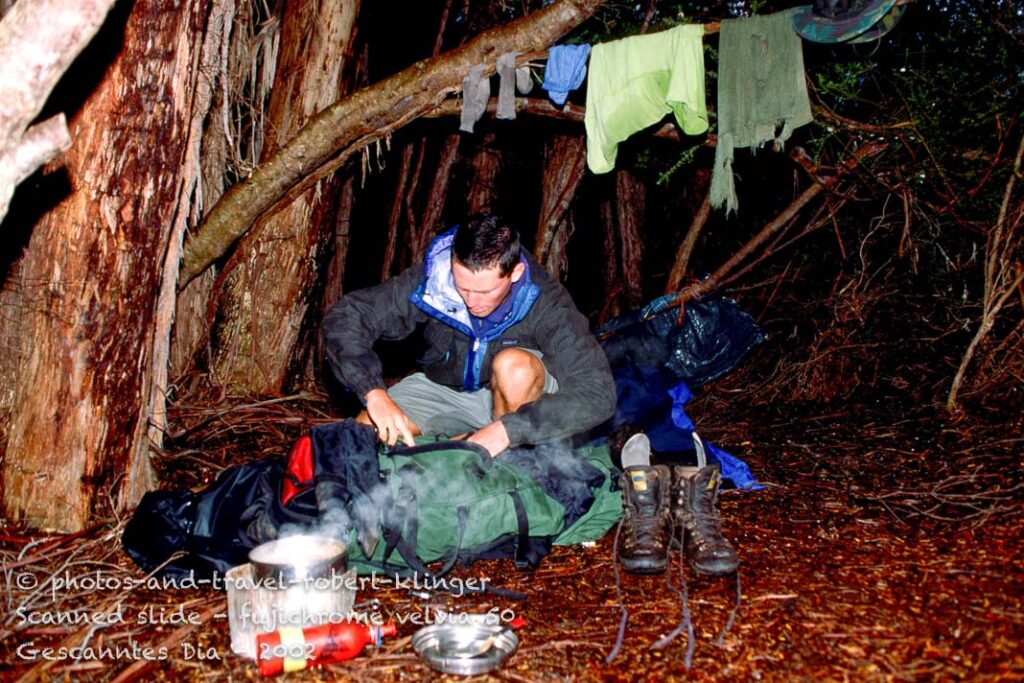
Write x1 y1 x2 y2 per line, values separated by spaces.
346 439 623 575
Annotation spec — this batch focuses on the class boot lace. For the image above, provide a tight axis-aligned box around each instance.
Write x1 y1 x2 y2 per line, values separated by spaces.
627 492 666 546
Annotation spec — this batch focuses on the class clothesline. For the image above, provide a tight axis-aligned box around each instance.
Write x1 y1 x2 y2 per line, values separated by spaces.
517 22 722 64
425 97 721 147
450 10 816 215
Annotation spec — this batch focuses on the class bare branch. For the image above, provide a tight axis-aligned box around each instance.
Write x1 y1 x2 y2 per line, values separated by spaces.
180 0 607 286
0 0 117 221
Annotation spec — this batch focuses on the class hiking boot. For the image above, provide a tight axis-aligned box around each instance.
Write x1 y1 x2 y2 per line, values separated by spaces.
671 465 739 576
618 465 672 574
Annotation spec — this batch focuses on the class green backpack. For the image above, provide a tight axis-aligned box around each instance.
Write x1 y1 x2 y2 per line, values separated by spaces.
122 420 621 585
345 438 623 576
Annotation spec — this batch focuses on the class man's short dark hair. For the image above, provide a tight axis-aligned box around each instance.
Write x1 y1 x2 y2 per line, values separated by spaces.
452 213 521 276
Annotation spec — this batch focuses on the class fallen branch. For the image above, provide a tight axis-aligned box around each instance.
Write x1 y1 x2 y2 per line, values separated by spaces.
947 133 1024 410
665 190 712 294
179 0 606 286
0 0 117 222
422 97 689 143
662 141 888 310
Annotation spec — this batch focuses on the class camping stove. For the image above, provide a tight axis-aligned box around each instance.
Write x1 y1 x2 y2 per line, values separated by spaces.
227 535 357 659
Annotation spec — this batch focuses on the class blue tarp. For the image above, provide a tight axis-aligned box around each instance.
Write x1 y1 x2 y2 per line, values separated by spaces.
596 294 765 489
668 382 762 490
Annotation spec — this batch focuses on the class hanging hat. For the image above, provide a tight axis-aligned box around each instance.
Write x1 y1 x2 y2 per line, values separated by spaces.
791 0 900 43
848 3 907 43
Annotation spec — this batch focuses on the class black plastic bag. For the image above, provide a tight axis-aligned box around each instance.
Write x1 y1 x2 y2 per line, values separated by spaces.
598 292 764 388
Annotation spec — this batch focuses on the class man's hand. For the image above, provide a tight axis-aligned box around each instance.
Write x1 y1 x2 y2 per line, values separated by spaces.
467 420 511 458
365 389 419 447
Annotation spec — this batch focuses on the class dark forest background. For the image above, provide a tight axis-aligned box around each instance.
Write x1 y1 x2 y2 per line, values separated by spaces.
0 0 1020 531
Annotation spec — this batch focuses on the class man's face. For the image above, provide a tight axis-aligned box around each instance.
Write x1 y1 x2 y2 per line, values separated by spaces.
451 258 525 318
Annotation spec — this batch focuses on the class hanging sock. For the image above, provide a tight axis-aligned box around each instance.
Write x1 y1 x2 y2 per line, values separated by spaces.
496 52 533 120
516 61 533 94
460 64 490 133
584 25 708 174
710 9 813 214
541 43 591 106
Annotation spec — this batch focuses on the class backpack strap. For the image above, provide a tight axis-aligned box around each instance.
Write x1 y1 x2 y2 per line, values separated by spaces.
388 439 494 466
382 504 467 580
507 490 538 570
398 463 422 553
374 507 528 599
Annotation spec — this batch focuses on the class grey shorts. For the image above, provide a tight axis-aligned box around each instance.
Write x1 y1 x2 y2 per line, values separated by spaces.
387 349 558 436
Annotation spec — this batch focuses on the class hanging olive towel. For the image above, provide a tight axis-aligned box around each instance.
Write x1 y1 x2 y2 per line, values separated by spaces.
710 9 813 214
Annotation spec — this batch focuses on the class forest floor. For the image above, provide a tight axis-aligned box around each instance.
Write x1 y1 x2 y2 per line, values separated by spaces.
2 363 1022 682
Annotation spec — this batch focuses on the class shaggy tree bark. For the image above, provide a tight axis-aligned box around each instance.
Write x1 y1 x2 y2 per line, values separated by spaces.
1 0 207 531
409 134 460 265
180 0 606 286
466 133 502 214
206 0 359 394
534 134 586 279
0 0 116 224
149 0 237 461
381 143 414 280
169 0 261 382
616 169 646 308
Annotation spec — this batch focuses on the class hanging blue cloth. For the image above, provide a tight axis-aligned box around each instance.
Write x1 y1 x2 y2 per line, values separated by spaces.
667 382 762 490
542 44 591 105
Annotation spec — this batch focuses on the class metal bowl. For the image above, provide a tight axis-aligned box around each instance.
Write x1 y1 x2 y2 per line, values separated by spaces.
412 622 520 676
248 534 347 586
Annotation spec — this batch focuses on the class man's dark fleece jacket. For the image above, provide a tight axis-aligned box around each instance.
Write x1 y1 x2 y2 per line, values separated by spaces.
322 229 616 448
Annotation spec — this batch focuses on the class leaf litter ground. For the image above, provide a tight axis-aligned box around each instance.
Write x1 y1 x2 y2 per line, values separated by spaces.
2 375 1021 682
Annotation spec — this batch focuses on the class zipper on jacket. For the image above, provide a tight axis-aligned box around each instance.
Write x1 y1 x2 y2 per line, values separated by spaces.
463 337 480 390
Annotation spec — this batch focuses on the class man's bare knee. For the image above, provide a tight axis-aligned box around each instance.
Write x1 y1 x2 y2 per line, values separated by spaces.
491 349 544 402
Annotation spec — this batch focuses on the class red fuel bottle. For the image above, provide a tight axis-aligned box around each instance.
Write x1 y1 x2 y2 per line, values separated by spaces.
255 621 397 676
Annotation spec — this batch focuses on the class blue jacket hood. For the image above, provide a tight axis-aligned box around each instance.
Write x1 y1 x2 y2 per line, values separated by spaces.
410 228 540 339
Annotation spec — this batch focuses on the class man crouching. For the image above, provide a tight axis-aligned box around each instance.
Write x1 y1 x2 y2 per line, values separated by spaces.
322 213 616 457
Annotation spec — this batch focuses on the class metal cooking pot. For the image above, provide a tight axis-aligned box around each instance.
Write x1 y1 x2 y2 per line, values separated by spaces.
248 534 347 586
412 621 520 676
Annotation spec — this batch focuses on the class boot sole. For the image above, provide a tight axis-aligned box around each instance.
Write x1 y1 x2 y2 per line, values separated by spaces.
620 557 667 574
689 558 740 576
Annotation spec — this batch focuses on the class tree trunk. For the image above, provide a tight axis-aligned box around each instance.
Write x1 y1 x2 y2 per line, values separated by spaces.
616 169 646 308
409 134 460 265
179 0 606 286
598 197 622 325
1 0 207 531
149 0 237 458
169 0 258 382
319 175 355 340
534 133 585 279
206 0 359 395
380 143 414 280
466 133 502 214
